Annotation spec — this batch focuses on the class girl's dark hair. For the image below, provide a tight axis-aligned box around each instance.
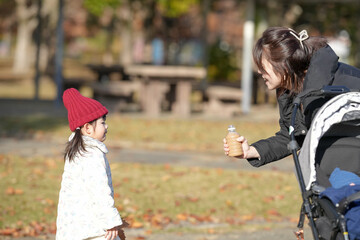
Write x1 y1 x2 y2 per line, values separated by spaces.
253 27 328 95
64 115 106 162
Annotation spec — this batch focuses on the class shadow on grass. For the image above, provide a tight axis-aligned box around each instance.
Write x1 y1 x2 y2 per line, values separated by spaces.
0 115 68 139
0 98 68 138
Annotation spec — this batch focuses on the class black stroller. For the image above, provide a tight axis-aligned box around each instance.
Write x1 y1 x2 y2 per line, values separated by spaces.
289 86 360 240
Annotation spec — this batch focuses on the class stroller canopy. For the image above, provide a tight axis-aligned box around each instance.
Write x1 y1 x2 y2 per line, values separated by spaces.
299 92 360 190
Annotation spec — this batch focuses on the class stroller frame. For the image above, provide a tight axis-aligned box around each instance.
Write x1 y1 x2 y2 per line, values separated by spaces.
289 86 360 240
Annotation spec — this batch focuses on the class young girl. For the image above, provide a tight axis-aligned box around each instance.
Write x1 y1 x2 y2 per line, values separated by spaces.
56 88 124 240
224 27 360 167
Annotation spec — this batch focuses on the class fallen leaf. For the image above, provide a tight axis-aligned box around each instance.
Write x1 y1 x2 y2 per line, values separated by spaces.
219 183 234 192
236 184 249 190
209 208 216 213
134 236 146 240
5 187 15 195
122 177 130 182
250 173 260 179
43 208 52 214
44 198 54 205
171 171 185 177
14 189 24 195
216 168 224 175
226 200 235 208
117 204 124 211
262 196 274 203
5 187 23 195
45 159 57 169
163 164 171 170
176 213 188 221
275 195 284 200
0 228 16 236
225 217 235 225
241 214 255 221
267 209 281 217
186 196 199 202
131 221 144 228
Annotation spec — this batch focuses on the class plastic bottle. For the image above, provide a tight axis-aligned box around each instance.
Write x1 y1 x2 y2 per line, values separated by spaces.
226 125 243 157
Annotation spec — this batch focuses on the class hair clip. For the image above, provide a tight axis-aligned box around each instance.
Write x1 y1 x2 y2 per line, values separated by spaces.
289 29 309 49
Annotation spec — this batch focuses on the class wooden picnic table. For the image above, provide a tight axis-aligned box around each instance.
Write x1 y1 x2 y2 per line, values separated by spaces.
125 65 206 117
86 63 133 100
86 64 127 82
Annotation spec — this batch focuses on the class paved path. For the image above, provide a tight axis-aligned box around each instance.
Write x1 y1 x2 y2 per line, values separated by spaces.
0 225 312 240
0 137 295 172
0 225 313 240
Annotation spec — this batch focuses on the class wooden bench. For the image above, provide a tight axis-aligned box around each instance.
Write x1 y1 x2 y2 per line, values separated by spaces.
203 85 243 117
91 80 142 112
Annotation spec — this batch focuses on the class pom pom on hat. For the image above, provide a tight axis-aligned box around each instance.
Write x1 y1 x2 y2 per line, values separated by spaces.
63 88 108 132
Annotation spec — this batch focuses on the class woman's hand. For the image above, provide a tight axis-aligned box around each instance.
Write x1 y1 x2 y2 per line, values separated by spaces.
223 136 260 159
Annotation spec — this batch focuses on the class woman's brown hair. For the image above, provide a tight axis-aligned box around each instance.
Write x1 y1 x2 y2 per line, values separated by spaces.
253 27 328 95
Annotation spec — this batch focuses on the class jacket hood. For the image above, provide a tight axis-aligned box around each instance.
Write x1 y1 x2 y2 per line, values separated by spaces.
303 45 339 90
68 133 108 154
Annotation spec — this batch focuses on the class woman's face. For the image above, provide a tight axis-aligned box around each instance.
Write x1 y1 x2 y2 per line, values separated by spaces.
258 57 282 90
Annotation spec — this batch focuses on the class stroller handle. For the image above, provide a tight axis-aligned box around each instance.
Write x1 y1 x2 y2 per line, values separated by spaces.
289 101 320 240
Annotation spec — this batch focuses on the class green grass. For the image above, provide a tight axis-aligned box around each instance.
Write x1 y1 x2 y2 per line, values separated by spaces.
0 155 62 233
0 154 302 234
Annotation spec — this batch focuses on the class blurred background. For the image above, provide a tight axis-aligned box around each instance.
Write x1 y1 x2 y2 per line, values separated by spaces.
1 0 360 116
1 0 360 239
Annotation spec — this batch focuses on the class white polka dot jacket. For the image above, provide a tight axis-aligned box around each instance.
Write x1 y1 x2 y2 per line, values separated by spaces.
56 134 123 240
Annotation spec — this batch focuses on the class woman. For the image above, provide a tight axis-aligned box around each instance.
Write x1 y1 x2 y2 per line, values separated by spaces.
224 27 360 167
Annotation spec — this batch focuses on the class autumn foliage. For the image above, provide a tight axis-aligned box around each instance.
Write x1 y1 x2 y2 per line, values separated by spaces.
0 150 301 238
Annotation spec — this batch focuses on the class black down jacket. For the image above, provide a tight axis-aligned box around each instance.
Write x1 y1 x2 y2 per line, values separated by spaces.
248 45 360 167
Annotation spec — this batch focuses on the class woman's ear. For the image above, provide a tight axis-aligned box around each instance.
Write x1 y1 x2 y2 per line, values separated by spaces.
81 123 94 136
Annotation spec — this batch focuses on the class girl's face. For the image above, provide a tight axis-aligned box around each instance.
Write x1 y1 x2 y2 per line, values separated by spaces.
258 57 282 90
88 117 108 142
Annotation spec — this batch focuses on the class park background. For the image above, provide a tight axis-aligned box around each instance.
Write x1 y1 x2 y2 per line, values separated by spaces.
1 0 360 239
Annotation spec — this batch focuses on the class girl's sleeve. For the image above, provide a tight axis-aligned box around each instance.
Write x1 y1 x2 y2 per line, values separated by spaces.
82 150 123 230
247 118 292 167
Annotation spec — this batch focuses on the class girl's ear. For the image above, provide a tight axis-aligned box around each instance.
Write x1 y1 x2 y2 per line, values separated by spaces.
81 123 94 136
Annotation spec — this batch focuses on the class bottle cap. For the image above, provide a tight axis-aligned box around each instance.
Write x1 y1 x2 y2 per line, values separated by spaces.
228 125 236 132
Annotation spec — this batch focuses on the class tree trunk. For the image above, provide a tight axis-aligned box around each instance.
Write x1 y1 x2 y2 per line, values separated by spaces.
39 0 58 71
117 0 133 66
13 0 37 74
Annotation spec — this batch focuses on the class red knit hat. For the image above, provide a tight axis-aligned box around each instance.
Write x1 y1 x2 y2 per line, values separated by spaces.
63 88 108 131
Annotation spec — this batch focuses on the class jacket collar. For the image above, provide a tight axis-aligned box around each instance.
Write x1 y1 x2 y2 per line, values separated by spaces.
68 133 108 154
303 44 339 90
